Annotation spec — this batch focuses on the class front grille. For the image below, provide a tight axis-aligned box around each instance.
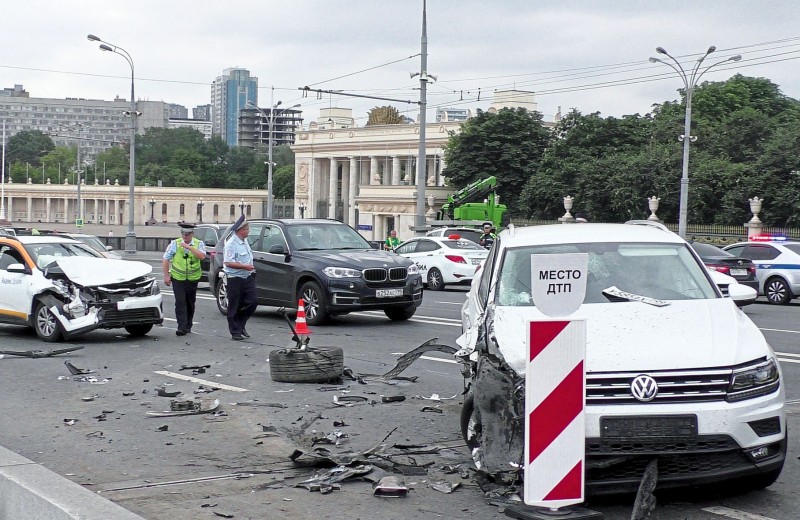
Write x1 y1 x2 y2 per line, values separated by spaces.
587 368 731 404
101 308 161 327
586 435 749 486
363 268 407 287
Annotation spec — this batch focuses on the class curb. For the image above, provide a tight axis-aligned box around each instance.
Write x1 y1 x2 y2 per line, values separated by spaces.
0 445 145 520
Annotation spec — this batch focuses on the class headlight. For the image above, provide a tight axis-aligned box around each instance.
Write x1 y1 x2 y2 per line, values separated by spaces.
323 266 362 278
728 358 780 402
407 264 419 275
151 280 161 295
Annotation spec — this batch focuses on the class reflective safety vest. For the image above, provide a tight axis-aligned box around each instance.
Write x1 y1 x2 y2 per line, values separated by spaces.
170 237 202 281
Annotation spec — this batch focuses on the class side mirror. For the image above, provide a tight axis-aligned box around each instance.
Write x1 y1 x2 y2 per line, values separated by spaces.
106 245 114 251
269 244 287 255
7 263 31 275
728 283 758 307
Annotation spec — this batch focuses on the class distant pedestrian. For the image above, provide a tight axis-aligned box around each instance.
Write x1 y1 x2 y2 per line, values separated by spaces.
108 230 114 237
385 230 401 251
223 216 257 341
162 223 206 336
479 222 496 250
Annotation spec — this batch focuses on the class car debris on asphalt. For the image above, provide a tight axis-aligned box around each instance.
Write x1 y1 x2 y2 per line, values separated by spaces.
0 346 84 358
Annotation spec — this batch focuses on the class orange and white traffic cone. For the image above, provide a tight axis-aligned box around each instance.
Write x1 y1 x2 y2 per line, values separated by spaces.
294 299 313 336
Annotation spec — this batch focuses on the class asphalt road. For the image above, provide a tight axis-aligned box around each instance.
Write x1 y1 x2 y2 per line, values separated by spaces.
1 257 799 520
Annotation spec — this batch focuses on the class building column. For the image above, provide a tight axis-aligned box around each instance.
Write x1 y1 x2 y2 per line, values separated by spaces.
348 157 358 226
341 160 350 225
426 157 435 186
369 156 379 185
328 158 338 219
391 156 401 185
46 197 51 222
63 196 69 223
27 196 32 222
439 156 447 186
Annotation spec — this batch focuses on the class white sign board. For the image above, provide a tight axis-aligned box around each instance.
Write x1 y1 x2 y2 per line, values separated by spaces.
530 253 589 317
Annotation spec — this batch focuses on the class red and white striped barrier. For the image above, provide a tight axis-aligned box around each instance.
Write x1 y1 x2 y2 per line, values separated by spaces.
524 318 587 508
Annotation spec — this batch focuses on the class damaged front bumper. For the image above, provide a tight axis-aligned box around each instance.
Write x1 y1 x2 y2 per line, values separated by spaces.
49 292 164 338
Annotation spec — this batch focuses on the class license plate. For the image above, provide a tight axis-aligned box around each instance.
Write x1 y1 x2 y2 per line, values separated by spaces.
470 258 483 265
600 415 697 439
376 288 403 298
730 268 747 276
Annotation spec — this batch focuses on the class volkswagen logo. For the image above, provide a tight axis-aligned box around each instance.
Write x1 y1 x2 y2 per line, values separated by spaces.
630 375 658 402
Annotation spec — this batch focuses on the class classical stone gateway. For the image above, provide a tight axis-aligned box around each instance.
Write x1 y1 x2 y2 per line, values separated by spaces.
291 122 459 241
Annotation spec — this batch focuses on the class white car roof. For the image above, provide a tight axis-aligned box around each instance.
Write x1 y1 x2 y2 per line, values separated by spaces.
499 223 685 247
13 236 82 245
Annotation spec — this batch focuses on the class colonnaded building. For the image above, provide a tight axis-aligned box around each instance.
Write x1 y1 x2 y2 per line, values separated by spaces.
291 89 544 241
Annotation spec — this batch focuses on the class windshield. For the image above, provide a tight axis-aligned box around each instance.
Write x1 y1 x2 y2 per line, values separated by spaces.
285 223 372 251
75 236 107 254
26 242 101 269
496 242 717 306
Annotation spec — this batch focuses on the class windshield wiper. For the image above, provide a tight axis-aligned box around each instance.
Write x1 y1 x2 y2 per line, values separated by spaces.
601 286 669 306
296 247 326 251
338 246 369 250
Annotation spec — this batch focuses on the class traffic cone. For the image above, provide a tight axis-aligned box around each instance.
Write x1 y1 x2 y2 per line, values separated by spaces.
294 299 313 335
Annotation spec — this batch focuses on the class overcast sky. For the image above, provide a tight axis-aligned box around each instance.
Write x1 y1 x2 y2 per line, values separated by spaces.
2 1 799 126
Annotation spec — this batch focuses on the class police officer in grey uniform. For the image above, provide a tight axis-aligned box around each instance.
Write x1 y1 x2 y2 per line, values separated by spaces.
223 216 257 340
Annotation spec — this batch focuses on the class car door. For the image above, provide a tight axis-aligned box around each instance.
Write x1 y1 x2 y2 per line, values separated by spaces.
395 239 422 274
253 224 295 305
413 239 443 279
742 244 781 282
0 244 34 324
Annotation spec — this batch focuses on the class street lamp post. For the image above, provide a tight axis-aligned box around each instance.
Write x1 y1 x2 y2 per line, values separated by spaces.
239 197 245 216
247 100 300 218
88 33 138 253
197 198 204 223
148 197 156 225
649 46 741 238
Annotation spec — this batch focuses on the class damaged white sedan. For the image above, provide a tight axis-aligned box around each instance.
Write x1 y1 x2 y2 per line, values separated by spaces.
457 222 785 496
0 235 163 342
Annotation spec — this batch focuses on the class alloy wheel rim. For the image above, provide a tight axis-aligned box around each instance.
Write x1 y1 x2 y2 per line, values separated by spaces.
303 289 318 320
430 271 441 288
37 308 56 336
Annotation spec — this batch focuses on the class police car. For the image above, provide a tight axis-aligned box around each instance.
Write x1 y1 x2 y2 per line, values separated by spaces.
393 235 488 290
724 235 800 305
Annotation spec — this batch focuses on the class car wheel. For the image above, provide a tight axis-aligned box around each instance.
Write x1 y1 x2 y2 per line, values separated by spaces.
460 391 481 451
214 273 229 315
268 346 344 383
299 281 328 326
33 300 63 342
765 276 791 305
427 268 445 291
124 324 153 337
384 305 417 321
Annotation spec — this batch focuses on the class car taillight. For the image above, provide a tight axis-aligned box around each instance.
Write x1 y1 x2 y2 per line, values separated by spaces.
445 255 467 264
748 266 756 275
708 264 730 274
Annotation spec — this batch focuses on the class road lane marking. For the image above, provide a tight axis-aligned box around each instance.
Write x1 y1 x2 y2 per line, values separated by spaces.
776 351 800 357
153 370 249 392
434 301 464 305
702 506 777 520
391 353 458 365
357 310 460 323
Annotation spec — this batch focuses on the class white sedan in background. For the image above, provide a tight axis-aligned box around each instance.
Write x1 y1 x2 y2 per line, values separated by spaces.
394 236 488 290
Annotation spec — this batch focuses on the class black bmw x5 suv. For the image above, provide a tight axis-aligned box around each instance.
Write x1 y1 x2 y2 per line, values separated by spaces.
209 219 423 325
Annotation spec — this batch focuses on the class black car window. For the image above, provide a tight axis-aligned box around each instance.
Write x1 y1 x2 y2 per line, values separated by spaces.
0 246 24 270
263 226 288 252
724 245 746 257
415 240 441 253
246 224 266 251
445 229 482 243
744 244 780 261
691 242 732 257
395 241 418 254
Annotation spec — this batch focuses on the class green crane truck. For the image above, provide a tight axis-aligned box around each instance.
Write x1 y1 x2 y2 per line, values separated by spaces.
434 176 509 229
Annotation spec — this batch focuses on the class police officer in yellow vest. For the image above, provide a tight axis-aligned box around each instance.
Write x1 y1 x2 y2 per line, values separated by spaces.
162 223 207 336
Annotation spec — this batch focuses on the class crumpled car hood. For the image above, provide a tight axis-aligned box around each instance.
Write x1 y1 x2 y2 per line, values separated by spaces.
490 299 769 376
52 257 153 286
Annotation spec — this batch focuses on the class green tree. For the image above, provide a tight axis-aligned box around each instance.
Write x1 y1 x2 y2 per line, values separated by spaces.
93 146 129 184
443 108 552 215
272 165 295 199
5 130 54 166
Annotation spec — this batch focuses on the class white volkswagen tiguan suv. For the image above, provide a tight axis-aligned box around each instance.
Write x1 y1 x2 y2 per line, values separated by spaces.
457 222 786 494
